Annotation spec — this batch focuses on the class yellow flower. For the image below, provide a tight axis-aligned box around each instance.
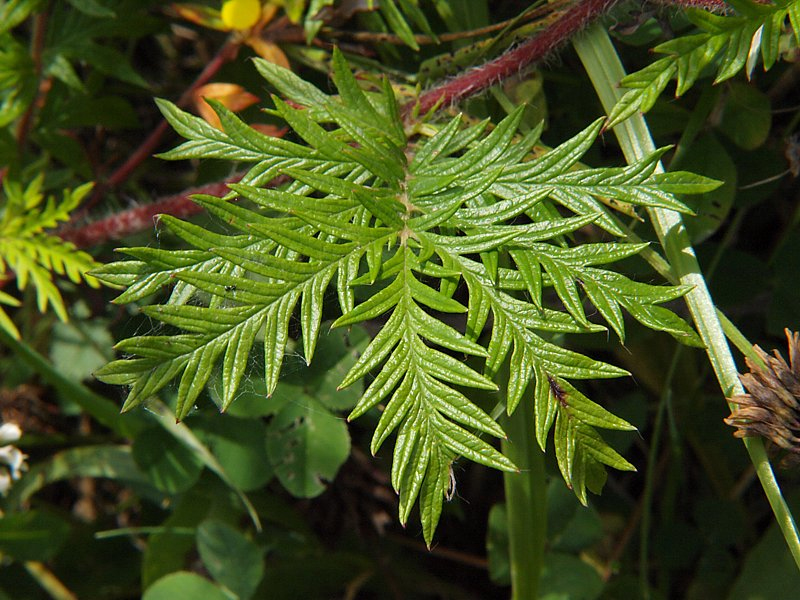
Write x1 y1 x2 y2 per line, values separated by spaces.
221 0 261 31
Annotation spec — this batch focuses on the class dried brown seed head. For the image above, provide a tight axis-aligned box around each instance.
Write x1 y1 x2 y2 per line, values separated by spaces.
725 329 800 463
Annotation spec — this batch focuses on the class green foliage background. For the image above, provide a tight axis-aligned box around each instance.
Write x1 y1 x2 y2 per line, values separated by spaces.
1 1 800 598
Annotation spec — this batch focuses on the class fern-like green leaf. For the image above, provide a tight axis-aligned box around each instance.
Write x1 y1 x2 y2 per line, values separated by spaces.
607 1 800 128
94 48 716 537
0 176 100 338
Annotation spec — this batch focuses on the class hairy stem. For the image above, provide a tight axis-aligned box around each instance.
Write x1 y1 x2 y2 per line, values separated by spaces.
60 177 240 248
58 0 635 249
404 0 620 120
655 0 728 10
58 173 294 249
60 0 735 247
400 0 736 123
574 23 800 571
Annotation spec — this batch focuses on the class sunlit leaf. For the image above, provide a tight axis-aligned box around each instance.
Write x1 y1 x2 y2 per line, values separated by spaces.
101 51 712 540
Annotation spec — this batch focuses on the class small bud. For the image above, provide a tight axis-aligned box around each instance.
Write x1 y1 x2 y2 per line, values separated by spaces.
0 445 28 480
0 422 21 443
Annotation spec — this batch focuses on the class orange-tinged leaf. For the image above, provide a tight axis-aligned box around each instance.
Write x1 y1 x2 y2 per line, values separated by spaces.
246 38 290 69
192 83 261 129
258 3 278 27
250 124 288 137
195 83 261 111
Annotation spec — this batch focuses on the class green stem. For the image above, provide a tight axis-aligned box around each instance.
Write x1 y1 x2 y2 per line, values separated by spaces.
94 526 195 539
147 400 262 531
502 396 546 600
573 24 800 570
24 561 77 600
639 347 682 599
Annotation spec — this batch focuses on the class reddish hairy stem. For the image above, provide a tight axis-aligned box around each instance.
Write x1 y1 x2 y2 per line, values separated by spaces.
60 0 734 249
65 1 618 248
59 173 291 249
0 177 243 292
60 178 239 249
81 40 241 212
405 0 620 119
656 0 728 9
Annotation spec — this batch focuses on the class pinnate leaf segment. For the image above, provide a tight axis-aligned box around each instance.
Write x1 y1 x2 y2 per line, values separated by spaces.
607 0 800 128
0 176 99 339
93 49 718 544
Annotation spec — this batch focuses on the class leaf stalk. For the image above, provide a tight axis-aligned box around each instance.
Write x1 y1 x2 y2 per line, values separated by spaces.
502 392 546 600
573 23 800 572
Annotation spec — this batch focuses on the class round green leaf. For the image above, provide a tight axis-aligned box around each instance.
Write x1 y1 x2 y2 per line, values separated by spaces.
718 81 771 150
486 503 510 585
191 415 273 491
212 375 295 418
547 482 603 553
539 552 604 600
767 234 800 336
728 517 800 600
50 318 114 385
197 519 264 600
142 491 211 589
678 134 736 243
132 426 204 494
279 325 370 411
142 572 229 600
310 326 369 410
266 397 350 498
0 510 70 561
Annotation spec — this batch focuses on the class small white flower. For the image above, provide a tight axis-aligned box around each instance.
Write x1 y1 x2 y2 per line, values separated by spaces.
0 445 28 480
0 423 21 444
0 471 11 496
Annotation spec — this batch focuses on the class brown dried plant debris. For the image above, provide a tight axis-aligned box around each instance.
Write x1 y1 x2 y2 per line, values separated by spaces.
725 329 800 457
